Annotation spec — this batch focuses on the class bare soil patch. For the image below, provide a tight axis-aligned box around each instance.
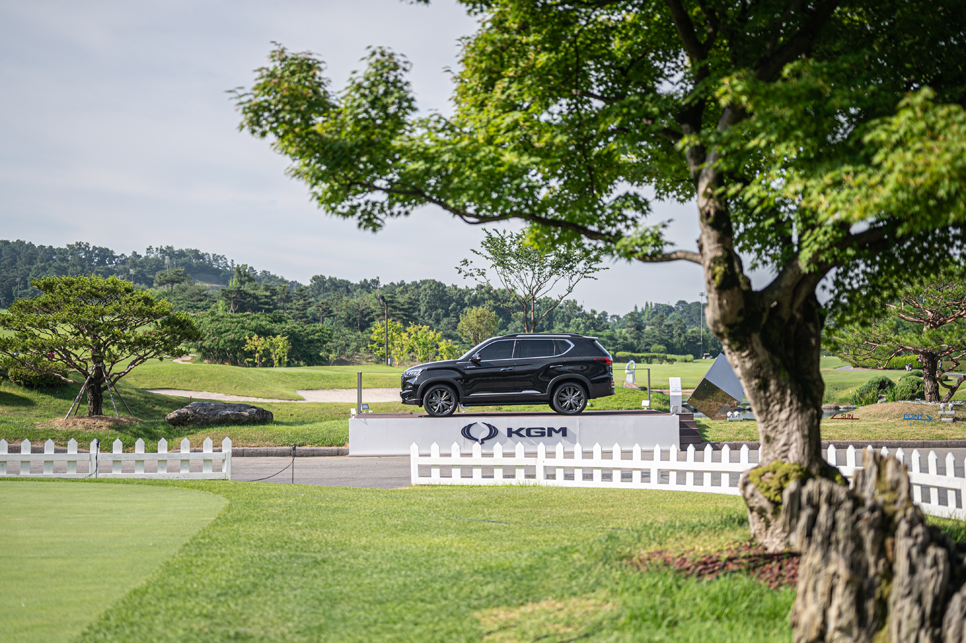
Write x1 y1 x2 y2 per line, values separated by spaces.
633 542 799 589
43 416 143 430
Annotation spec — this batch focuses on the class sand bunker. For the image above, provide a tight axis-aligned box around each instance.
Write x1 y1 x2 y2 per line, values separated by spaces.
147 388 401 404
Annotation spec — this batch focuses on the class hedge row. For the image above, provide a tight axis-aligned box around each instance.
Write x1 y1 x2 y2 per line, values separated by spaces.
613 352 695 364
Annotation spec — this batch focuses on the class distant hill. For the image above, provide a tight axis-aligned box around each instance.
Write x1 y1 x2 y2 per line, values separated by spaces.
0 240 297 306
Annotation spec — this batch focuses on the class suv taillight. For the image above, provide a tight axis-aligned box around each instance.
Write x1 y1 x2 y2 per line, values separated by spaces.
594 357 613 366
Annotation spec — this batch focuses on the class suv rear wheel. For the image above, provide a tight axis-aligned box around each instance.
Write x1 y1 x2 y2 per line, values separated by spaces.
423 384 458 417
550 382 587 415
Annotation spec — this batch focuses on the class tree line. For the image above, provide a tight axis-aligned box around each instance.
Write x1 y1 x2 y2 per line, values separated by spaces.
0 239 722 363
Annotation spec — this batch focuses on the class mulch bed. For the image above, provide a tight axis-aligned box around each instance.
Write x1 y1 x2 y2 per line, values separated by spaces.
632 542 800 590
43 416 143 430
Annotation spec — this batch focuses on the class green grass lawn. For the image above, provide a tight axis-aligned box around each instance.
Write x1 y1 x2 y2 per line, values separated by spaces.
0 481 225 643
123 360 402 399
4 479 798 642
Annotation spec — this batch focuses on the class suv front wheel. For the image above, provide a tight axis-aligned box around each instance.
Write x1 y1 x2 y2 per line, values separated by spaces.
423 384 458 417
550 382 587 415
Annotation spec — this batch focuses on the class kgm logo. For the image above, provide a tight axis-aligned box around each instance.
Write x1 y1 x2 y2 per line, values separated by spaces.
460 423 569 444
460 422 500 445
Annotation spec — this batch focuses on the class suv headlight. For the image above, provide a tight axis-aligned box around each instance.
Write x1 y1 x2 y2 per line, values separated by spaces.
403 368 423 378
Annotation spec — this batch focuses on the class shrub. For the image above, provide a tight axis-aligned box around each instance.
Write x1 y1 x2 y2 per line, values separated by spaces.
194 312 330 366
857 375 896 398
7 364 67 389
650 344 667 354
893 374 925 401
884 355 921 370
614 351 693 364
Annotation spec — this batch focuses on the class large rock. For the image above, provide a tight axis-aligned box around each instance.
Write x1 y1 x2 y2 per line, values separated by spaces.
165 402 273 427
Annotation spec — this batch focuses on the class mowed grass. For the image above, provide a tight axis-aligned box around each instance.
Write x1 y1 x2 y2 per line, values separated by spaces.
7 479 796 643
0 481 225 643
123 360 401 400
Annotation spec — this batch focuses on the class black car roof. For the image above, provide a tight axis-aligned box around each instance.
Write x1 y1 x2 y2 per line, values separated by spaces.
494 333 597 340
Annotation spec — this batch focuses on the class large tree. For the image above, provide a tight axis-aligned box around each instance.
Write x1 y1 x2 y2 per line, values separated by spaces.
237 2 966 635
0 275 200 416
457 229 606 332
827 276 966 403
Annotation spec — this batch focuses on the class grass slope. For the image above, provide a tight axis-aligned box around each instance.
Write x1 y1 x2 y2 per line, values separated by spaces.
60 480 794 642
0 481 225 643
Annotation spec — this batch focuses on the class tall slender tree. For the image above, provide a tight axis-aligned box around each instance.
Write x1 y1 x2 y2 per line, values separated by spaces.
236 2 966 634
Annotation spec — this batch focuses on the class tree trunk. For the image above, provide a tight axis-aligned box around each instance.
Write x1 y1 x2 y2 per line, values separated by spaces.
783 449 965 642
694 157 831 550
86 365 105 416
921 352 941 402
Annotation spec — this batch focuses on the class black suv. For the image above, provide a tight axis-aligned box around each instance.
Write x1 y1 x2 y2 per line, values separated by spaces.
400 334 615 417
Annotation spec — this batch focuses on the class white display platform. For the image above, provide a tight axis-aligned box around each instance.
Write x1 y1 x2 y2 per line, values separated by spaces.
348 410 681 456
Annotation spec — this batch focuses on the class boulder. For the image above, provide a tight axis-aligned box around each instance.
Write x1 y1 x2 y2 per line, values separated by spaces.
165 402 273 427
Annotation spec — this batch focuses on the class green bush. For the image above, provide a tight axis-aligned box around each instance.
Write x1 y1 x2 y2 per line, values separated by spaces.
650 344 667 354
884 355 921 370
194 312 331 366
893 374 925 401
614 351 694 364
7 364 67 389
857 375 895 398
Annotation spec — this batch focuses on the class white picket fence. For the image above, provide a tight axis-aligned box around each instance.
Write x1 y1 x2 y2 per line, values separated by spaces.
0 437 232 480
410 442 966 521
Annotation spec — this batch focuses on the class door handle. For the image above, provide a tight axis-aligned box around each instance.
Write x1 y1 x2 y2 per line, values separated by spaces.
500 367 514 372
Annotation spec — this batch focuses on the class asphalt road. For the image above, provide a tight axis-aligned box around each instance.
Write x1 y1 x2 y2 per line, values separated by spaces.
232 456 412 488
229 446 966 489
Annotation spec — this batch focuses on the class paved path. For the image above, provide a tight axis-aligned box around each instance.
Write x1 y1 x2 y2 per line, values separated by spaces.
147 388 401 404
230 447 966 489
232 456 411 488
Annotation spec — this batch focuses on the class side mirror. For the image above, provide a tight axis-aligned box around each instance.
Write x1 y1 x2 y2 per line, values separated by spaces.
471 353 481 363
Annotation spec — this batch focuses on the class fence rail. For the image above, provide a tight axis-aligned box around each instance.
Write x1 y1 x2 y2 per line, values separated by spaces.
410 442 966 521
0 437 231 480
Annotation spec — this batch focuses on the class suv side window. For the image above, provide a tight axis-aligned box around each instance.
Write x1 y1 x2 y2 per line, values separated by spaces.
553 339 573 356
477 340 515 360
514 339 555 358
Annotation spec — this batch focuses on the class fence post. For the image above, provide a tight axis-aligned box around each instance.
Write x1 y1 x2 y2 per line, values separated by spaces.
826 444 837 467
703 444 713 488
203 438 213 474
537 443 546 483
451 442 462 481
222 437 232 480
632 444 642 485
90 440 99 478
881 446 890 458
721 444 732 489
67 439 77 476
135 439 145 475
158 438 168 475
592 444 602 483
685 444 695 488
430 442 440 480
514 443 525 482
846 445 856 471
0 439 6 476
180 438 191 474
410 443 419 485
912 449 923 504
573 443 583 484
896 447 905 465
739 444 749 466
20 439 31 476
928 451 940 507
494 442 505 483
945 451 957 509
611 443 622 485
472 442 482 481
112 439 123 475
44 439 54 475
651 444 661 489
554 443 563 484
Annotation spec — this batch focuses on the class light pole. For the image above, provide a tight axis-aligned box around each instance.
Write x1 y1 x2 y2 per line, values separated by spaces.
376 292 389 366
699 291 705 358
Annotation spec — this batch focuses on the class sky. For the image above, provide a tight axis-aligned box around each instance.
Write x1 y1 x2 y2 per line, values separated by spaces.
0 0 710 315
